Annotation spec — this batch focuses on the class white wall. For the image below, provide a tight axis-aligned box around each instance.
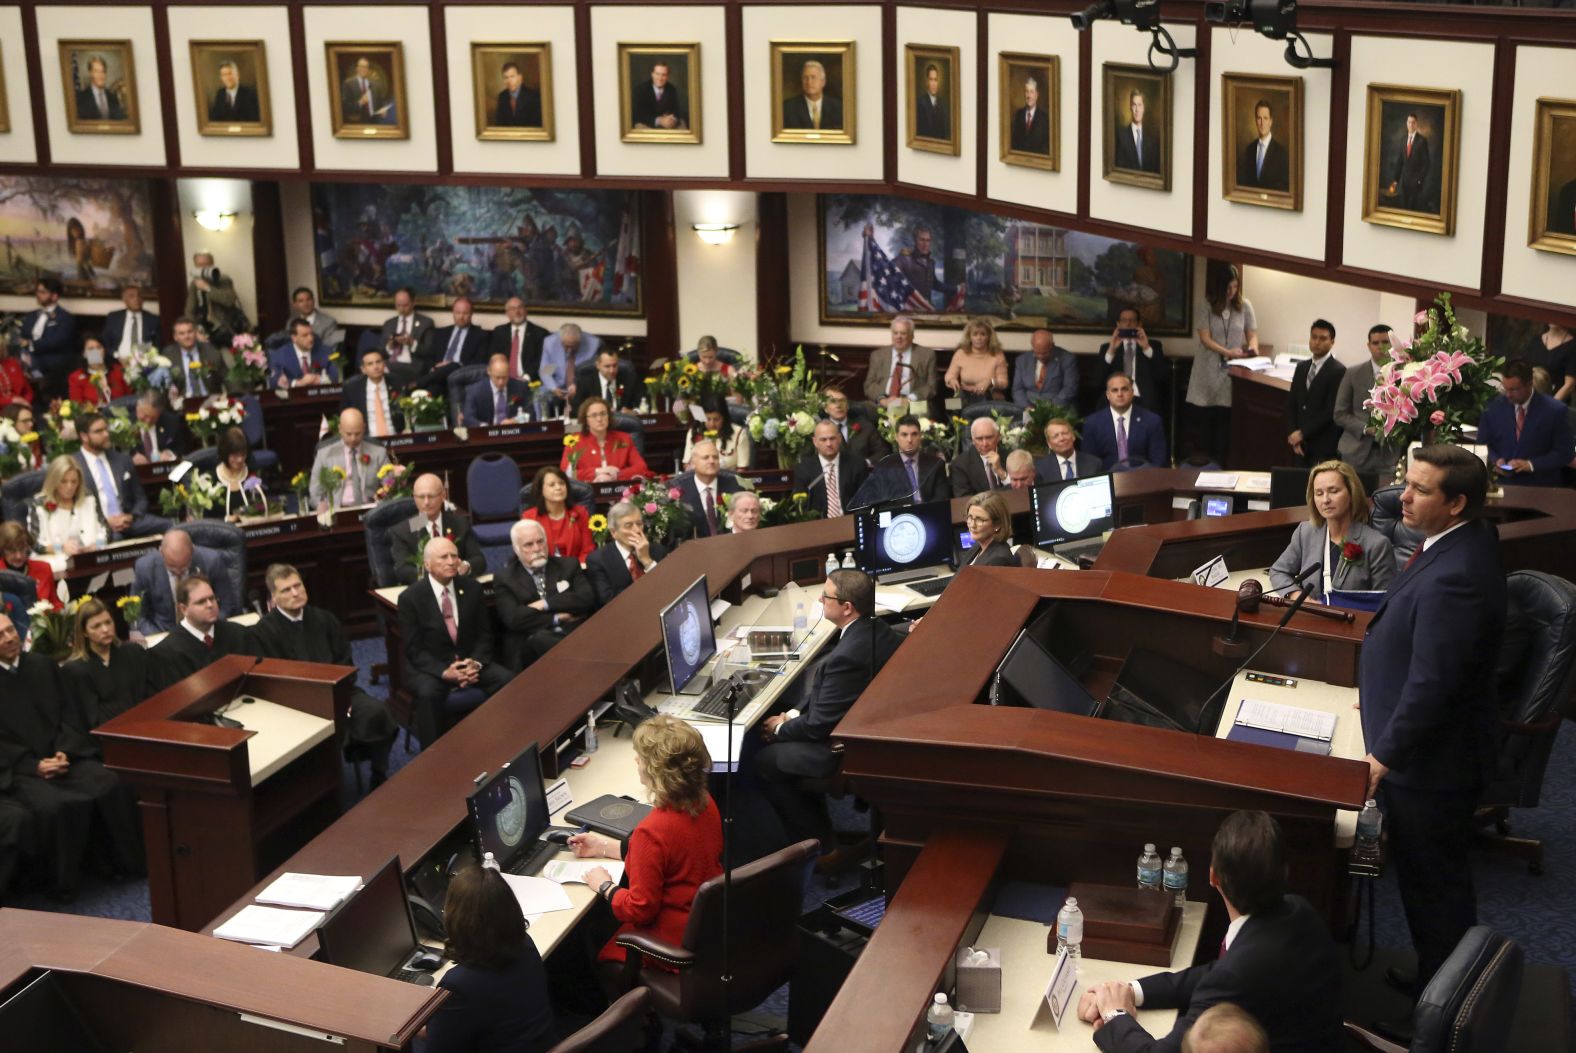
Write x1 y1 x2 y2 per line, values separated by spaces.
177 178 256 323
35 5 166 167
1498 44 1576 312
1237 266 1417 366
302 6 438 172
0 8 38 165
895 5 976 197
673 191 757 357
985 12 1080 216
166 5 300 170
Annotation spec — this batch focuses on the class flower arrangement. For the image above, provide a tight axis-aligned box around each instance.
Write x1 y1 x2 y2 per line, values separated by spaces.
989 409 1031 455
876 408 964 457
562 432 585 472
39 400 86 459
187 396 247 446
26 597 79 660
226 333 269 391
104 405 139 453
1019 400 1084 456
157 470 226 521
648 359 730 408
745 347 823 467
118 343 173 393
398 389 449 429
587 512 610 544
616 475 691 545
288 470 309 511
0 417 38 478
755 490 821 527
317 465 346 500
374 462 413 503
116 594 142 626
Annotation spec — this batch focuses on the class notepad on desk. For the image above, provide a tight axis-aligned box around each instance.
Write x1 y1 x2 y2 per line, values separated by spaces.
213 904 326 949
1235 699 1336 740
254 872 362 911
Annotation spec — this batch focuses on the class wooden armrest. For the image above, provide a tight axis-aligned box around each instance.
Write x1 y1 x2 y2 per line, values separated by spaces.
1342 1021 1407 1053
615 933 695 969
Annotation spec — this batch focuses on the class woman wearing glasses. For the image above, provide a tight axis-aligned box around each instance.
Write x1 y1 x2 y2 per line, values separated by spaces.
962 491 1018 567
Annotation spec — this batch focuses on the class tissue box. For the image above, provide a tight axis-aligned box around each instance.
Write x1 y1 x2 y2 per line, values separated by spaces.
954 946 1001 1013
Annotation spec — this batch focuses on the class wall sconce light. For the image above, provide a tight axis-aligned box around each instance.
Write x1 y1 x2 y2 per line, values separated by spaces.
691 223 739 246
193 210 238 232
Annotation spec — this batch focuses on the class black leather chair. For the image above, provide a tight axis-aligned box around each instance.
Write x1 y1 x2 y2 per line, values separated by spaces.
445 364 488 426
615 838 818 1052
520 478 596 518
0 569 39 605
681 347 744 367
546 987 651 1053
612 413 647 456
364 497 416 589
961 400 1021 421
1345 927 1523 1053
182 447 221 473
1369 485 1424 564
180 520 247 616
1 470 44 524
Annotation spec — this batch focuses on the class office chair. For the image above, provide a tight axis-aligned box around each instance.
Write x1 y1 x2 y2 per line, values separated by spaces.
961 400 1021 421
363 497 416 590
180 520 247 618
445 365 489 427
1368 485 1424 564
612 414 647 456
237 395 280 473
681 347 745 367
182 447 221 473
0 570 39 606
465 454 524 548
1 470 44 524
546 988 652 1053
1344 927 1523 1053
521 478 597 518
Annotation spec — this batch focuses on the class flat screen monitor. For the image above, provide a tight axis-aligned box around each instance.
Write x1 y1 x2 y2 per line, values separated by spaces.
1108 647 1223 734
853 498 958 578
468 741 549 872
1203 495 1233 518
317 854 418 979
0 973 108 1053
661 575 716 694
994 628 1100 716
1031 475 1115 547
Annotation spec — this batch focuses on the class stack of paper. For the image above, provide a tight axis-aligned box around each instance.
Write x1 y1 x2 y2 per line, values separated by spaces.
255 872 363 911
1235 699 1336 741
213 904 326 949
542 860 627 886
695 723 744 773
500 873 575 921
1193 471 1239 490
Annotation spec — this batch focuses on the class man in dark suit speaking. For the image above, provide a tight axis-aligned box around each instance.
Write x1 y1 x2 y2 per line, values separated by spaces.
494 61 542 127
1009 73 1050 154
782 59 843 131
1112 88 1160 173
1237 99 1289 192
209 60 261 122
1386 112 1433 212
1358 445 1505 1015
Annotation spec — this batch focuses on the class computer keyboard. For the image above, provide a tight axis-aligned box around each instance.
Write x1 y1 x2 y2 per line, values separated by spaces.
904 577 952 597
504 839 557 877
394 969 436 986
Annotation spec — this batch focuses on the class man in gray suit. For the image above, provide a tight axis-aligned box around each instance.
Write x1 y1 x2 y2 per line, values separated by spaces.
1333 324 1400 482
290 287 344 353
130 529 233 636
378 286 435 386
308 408 391 511
864 315 937 411
163 317 227 403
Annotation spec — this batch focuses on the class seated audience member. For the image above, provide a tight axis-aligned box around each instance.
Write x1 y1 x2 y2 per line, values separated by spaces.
692 334 733 378
521 465 593 563
462 353 534 427
572 347 641 412
570 716 723 981
1079 811 1342 1053
757 570 901 867
0 337 35 408
131 390 186 464
1101 306 1168 410
867 314 937 411
562 397 650 483
75 411 167 539
309 408 390 512
131 529 231 636
378 286 435 386
0 612 143 895
963 492 1018 567
1 404 42 471
539 322 601 407
252 564 397 784
951 416 1010 496
1181 1004 1269 1053
269 318 338 388
680 394 752 470
1269 459 1395 596
1012 328 1080 409
727 490 763 532
150 574 251 690
62 598 153 731
586 501 668 605
679 440 747 538
30 455 106 555
489 297 548 382
207 426 268 521
164 316 226 403
1083 372 1168 470
495 519 595 671
185 252 251 348
67 336 131 406
340 346 403 439
820 387 886 466
1036 417 1101 482
21 277 77 398
423 862 558 1053
793 420 868 518
289 286 344 354
101 283 159 359
1477 358 1575 487
0 523 60 611
1005 450 1037 490
865 414 948 505
395 537 511 747
944 318 1010 406
388 473 486 586
419 297 488 386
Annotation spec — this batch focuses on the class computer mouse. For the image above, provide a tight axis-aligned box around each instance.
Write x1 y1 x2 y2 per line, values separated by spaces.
410 950 443 971
543 829 572 845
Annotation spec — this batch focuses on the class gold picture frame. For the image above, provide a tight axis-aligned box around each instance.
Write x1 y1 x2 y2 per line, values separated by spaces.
190 39 272 137
770 40 856 146
618 43 701 144
471 43 554 142
0 47 11 134
59 40 140 135
998 52 1059 172
1528 97 1576 256
1102 63 1170 191
905 44 960 156
1220 73 1303 212
326 41 409 140
1361 84 1461 237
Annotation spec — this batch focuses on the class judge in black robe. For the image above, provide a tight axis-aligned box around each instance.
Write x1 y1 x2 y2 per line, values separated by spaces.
149 618 252 692
62 643 155 746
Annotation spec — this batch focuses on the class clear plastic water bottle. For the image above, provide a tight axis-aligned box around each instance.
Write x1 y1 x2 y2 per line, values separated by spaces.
842 550 857 569
1056 896 1084 963
925 993 954 1043
793 602 808 634
1354 799 1382 866
584 711 599 754
825 552 840 578
1137 843 1162 891
1163 847 1188 906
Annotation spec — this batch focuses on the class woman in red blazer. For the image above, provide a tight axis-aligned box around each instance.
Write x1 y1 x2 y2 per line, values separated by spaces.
0 346 33 407
67 337 131 406
0 522 62 611
561 396 650 483
520 465 594 562
569 716 723 975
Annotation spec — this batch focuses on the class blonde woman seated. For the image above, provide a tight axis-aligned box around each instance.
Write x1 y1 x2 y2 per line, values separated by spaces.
29 455 106 554
962 491 1018 568
1268 459 1396 596
943 318 1009 406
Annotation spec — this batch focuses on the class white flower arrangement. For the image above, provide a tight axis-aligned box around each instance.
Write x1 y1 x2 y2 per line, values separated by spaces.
119 343 173 393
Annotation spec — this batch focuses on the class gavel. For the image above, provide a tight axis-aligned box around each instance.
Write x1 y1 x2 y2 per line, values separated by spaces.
1237 578 1355 624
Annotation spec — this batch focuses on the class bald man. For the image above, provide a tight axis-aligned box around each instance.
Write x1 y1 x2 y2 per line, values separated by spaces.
308 408 392 511
1183 1005 1269 1053
129 528 234 635
387 473 487 586
462 353 535 427
395 536 511 746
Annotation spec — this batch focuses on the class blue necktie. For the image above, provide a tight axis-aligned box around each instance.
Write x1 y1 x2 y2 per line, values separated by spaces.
1063 458 1075 481
494 387 506 424
92 455 122 518
445 328 463 364
905 456 919 501
1256 142 1265 179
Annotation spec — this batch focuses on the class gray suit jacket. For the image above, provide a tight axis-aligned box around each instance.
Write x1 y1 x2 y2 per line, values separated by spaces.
379 312 436 362
296 311 344 351
1268 519 1396 594
131 545 232 635
1333 359 1398 479
863 345 937 404
308 440 391 507
164 340 227 399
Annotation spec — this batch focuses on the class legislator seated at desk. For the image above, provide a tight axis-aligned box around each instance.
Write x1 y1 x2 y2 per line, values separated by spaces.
132 529 236 637
857 414 951 506
794 421 868 517
150 574 253 691
308 409 391 511
1084 374 1168 472
961 492 1019 568
461 354 536 428
587 502 668 606
674 441 747 538
1036 417 1103 482
1267 460 1395 595
494 519 595 672
389 473 488 586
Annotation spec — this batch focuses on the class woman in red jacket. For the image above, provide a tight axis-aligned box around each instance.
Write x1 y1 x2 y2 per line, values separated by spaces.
0 522 62 611
67 336 131 406
561 396 650 483
570 715 722 977
520 464 594 562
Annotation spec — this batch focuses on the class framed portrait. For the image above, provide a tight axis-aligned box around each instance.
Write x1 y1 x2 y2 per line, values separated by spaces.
1361 84 1461 236
326 42 408 140
905 44 960 156
998 52 1059 172
189 40 272 137
1102 63 1170 191
471 43 554 142
1220 73 1302 211
0 48 10 134
1528 97 1576 256
618 43 701 144
770 41 855 146
59 40 140 135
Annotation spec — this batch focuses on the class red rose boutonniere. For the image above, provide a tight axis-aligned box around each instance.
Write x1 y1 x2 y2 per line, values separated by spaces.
1340 541 1363 566
359 453 370 465
444 530 456 541
850 422 862 434
44 501 57 513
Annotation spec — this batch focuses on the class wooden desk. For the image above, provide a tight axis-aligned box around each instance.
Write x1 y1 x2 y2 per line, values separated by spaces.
1228 368 1298 472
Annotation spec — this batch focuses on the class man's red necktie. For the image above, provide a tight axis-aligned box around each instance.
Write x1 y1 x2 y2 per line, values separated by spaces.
628 553 644 580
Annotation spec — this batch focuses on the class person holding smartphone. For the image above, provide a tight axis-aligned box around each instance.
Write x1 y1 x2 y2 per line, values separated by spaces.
1476 359 1574 487
1100 306 1166 412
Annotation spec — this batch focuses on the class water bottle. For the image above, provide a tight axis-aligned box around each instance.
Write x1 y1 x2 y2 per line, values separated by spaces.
793 602 808 634
584 711 599 754
1354 799 1382 865
1137 843 1162 891
925 993 954 1043
1056 896 1084 964
825 552 840 578
842 550 857 569
1163 847 1188 906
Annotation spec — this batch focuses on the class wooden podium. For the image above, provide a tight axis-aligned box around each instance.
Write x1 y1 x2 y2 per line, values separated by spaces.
96 656 354 931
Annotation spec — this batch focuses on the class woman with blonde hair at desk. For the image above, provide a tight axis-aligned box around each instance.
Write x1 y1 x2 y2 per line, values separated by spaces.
1268 459 1395 597
962 491 1018 568
30 454 106 554
571 714 723 978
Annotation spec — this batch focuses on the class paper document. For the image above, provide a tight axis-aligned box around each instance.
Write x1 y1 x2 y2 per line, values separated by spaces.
542 860 627 886
1235 356 1275 372
1193 472 1239 490
873 587 911 614
1235 699 1336 741
1235 474 1272 493
255 872 362 911
695 723 745 772
213 904 326 948
500 873 575 917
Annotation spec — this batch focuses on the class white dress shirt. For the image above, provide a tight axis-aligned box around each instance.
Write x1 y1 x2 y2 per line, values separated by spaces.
1422 519 1470 553
428 575 459 629
887 349 915 401
180 619 212 643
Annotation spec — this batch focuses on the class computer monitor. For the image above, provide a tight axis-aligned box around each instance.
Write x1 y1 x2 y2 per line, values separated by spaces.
1203 495 1233 518
468 741 549 871
993 628 1100 716
0 973 108 1053
661 575 716 694
317 854 420 979
1107 647 1223 734
1031 475 1115 548
853 498 958 578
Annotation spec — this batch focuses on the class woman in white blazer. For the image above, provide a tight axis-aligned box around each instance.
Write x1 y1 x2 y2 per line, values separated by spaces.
30 454 106 554
1269 458 1396 596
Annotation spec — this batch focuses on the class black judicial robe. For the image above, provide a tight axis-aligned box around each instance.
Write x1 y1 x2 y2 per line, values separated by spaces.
150 621 252 693
62 644 155 745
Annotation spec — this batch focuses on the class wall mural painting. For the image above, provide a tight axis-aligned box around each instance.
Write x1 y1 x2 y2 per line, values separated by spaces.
310 184 644 316
819 193 1192 334
0 176 156 298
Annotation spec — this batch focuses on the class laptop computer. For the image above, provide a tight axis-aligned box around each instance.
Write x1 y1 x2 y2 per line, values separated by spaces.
468 741 556 877
316 854 439 986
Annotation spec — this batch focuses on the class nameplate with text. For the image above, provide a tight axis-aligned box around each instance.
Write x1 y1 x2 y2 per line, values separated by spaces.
381 433 444 450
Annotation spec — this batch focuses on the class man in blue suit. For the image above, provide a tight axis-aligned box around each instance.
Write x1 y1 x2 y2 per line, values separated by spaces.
20 277 77 398
1358 444 1505 1021
1477 359 1574 487
101 284 160 355
1082 373 1166 470
461 354 534 427
268 318 338 388
130 528 235 636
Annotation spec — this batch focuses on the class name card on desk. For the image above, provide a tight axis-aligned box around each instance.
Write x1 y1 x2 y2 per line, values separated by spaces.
381 432 444 450
1040 947 1078 1029
481 421 554 438
73 539 159 570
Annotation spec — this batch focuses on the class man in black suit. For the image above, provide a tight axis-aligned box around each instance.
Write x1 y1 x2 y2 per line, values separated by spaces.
1112 88 1160 173
782 59 843 131
756 570 901 864
1100 307 1167 410
489 296 549 382
340 346 403 439
1009 72 1050 154
1081 811 1342 1053
820 387 887 466
1359 445 1505 1017
20 277 77 398
387 473 488 586
631 60 687 130
494 519 596 671
1237 99 1289 193
586 501 669 606
862 415 949 505
793 421 868 518
572 347 641 412
395 538 511 747
101 284 159 357
75 55 127 121
494 61 543 127
951 416 1009 497
1386 112 1432 213
677 440 748 537
379 286 436 386
208 59 261 122
417 297 488 387
1284 320 1347 466
148 575 252 692
1035 418 1101 482
914 62 950 140
463 353 535 427
130 390 186 465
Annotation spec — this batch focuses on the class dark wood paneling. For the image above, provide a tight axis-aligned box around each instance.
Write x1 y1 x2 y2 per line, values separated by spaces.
286 2 315 173
756 191 791 360
643 191 679 357
150 180 187 335
429 4 454 176
251 181 288 338
19 4 50 167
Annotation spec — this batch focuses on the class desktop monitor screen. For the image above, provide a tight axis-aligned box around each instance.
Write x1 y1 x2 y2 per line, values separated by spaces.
1031 475 1115 547
1107 647 1222 734
661 575 716 694
469 741 549 871
317 854 417 978
1203 495 1233 518
853 498 958 577
994 629 1100 716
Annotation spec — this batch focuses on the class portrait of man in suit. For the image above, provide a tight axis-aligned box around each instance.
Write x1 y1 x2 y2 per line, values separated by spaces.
1531 101 1576 251
1104 65 1170 190
472 45 553 142
328 44 407 139
191 42 271 136
1386 112 1433 212
1223 75 1301 211
1364 87 1458 235
60 43 139 133
622 46 698 142
1001 54 1057 170
774 45 852 144
907 47 958 155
